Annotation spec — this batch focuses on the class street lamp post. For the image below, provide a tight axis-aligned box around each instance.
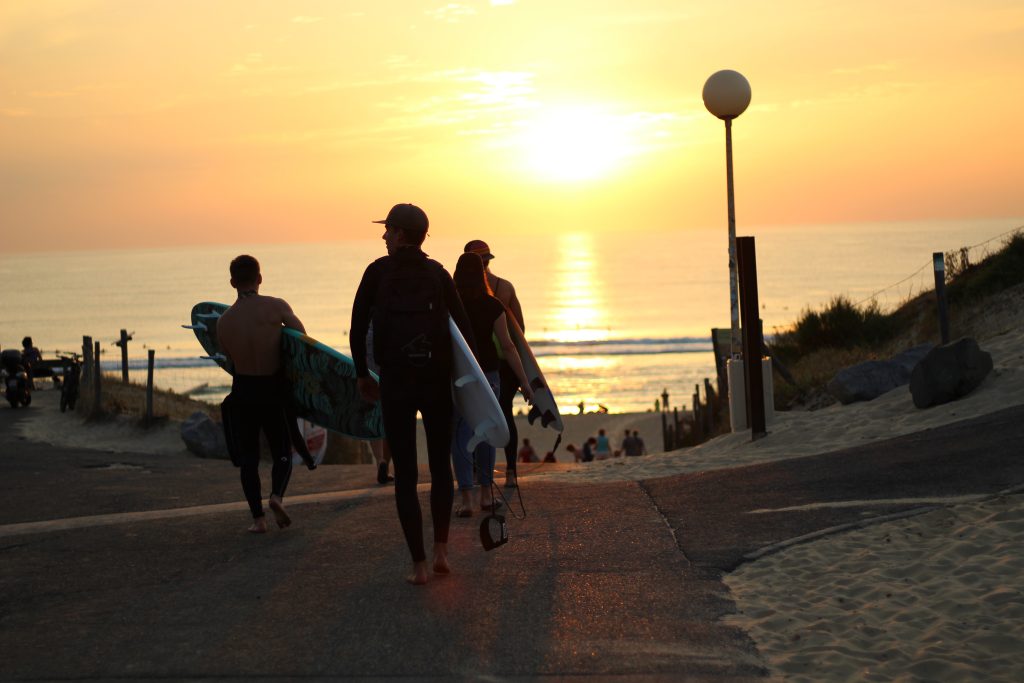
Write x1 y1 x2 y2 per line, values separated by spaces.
703 70 751 358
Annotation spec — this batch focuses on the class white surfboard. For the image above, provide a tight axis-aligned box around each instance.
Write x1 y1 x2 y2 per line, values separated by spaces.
291 419 328 467
449 316 510 451
508 317 564 432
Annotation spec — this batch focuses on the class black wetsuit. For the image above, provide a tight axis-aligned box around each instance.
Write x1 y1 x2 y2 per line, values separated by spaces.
350 246 474 563
222 374 293 519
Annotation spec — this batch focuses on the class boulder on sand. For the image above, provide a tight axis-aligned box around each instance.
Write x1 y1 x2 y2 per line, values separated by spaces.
826 344 933 405
181 411 228 459
910 337 993 409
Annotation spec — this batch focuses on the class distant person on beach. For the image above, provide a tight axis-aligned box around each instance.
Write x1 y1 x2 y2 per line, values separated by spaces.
217 255 306 534
566 443 580 462
351 203 474 586
632 430 646 456
581 437 596 462
465 239 525 490
620 429 634 456
624 430 646 457
450 252 533 517
518 438 538 464
595 429 612 460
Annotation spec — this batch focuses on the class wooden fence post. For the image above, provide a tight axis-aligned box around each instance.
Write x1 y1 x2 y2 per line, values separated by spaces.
146 350 155 422
933 252 950 344
93 340 102 414
661 410 669 451
82 336 93 386
118 329 131 383
737 236 767 440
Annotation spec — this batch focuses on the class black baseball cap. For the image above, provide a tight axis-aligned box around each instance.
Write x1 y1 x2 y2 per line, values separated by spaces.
464 239 494 261
372 203 428 233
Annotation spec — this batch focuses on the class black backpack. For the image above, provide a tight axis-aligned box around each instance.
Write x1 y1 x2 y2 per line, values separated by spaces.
372 255 449 371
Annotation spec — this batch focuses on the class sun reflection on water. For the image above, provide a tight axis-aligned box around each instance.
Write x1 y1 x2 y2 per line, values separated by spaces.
547 232 608 343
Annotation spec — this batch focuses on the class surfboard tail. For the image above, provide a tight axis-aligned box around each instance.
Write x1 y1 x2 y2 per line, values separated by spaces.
467 419 509 451
528 405 559 429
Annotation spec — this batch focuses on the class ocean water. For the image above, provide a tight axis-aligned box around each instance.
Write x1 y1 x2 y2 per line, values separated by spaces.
1 217 1018 414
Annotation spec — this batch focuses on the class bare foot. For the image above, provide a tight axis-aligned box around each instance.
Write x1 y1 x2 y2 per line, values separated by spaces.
433 543 450 575
248 517 268 534
407 561 429 585
269 496 291 529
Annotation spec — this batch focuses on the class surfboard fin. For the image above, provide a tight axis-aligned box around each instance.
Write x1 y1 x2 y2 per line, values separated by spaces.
202 353 227 362
196 312 222 319
467 418 505 451
181 323 207 331
454 374 480 389
527 406 559 429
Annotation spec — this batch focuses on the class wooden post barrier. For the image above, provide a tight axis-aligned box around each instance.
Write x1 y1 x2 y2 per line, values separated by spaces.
704 378 718 433
661 410 669 451
737 236 767 440
146 350 155 422
117 329 132 384
82 336 93 386
933 252 950 344
93 340 102 414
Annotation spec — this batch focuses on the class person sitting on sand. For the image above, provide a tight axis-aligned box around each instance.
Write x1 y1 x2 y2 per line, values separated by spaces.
581 437 596 462
595 429 612 460
566 444 580 462
518 438 539 463
631 430 646 456
217 254 306 534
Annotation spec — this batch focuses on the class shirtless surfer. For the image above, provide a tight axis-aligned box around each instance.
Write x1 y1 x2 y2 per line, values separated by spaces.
217 255 306 534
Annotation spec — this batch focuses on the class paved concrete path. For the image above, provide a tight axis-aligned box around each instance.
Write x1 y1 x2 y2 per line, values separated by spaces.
1 391 1020 681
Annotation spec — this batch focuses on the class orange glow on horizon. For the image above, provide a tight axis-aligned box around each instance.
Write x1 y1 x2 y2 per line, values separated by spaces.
1 1 1022 252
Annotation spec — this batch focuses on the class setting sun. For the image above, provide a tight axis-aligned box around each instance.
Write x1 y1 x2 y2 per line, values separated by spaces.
517 105 637 182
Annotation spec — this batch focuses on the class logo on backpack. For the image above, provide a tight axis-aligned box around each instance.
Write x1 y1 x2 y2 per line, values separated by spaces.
373 257 449 370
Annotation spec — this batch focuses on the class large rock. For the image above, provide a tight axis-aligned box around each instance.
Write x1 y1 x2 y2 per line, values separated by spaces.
827 344 933 405
910 338 993 409
827 361 905 404
181 411 229 459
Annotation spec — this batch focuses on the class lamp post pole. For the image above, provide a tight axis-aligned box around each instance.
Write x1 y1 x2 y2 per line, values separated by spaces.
703 70 752 359
724 116 739 358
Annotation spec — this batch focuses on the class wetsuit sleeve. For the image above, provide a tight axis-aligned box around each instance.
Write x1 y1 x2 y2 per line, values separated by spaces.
350 262 379 378
442 270 476 356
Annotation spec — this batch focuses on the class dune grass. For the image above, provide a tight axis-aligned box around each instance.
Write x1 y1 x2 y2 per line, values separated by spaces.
770 231 1023 409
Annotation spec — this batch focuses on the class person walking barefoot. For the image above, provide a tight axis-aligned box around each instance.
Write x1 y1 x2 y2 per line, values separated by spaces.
217 255 306 534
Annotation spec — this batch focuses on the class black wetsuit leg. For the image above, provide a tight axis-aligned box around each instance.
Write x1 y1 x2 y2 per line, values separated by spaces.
498 362 519 472
380 371 454 563
226 375 294 519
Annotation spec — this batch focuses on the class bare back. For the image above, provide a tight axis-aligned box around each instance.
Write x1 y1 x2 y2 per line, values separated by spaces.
217 294 304 376
486 271 525 330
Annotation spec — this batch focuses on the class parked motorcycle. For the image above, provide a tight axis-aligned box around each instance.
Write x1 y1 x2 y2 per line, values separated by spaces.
1 349 32 408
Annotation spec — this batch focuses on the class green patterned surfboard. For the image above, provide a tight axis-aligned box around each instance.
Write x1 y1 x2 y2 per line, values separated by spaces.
186 301 384 440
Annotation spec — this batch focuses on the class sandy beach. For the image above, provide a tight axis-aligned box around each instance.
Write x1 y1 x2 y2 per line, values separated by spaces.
14 309 1024 679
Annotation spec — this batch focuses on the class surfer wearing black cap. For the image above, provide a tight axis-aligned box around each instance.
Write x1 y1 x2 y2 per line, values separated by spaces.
351 203 475 585
464 239 526 489
217 255 306 534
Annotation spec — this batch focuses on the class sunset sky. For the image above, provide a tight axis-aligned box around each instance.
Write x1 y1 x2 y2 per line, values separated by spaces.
2 1 1022 252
